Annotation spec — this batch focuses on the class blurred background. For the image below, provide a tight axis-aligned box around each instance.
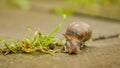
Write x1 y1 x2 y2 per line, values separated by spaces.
0 0 120 39
0 0 120 20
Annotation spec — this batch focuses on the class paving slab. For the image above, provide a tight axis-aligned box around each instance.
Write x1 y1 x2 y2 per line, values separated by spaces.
0 7 120 68
0 8 120 40
0 38 120 68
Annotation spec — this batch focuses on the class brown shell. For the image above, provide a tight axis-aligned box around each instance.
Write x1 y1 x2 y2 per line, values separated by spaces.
64 22 92 54
65 22 92 43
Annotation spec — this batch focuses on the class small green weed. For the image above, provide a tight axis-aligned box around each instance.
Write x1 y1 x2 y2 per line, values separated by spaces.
0 14 67 55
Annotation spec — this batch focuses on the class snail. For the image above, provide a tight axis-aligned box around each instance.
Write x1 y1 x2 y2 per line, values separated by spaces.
64 22 92 54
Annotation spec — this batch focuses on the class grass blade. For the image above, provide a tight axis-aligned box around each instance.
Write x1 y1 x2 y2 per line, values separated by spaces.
50 14 67 35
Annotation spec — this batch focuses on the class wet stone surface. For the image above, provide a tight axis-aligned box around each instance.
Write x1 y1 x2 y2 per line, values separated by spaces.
0 7 120 68
0 38 120 68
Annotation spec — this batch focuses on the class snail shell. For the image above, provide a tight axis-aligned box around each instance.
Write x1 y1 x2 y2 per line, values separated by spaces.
64 22 92 54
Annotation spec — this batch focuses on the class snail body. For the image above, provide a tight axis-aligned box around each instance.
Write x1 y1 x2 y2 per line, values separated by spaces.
64 22 92 54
